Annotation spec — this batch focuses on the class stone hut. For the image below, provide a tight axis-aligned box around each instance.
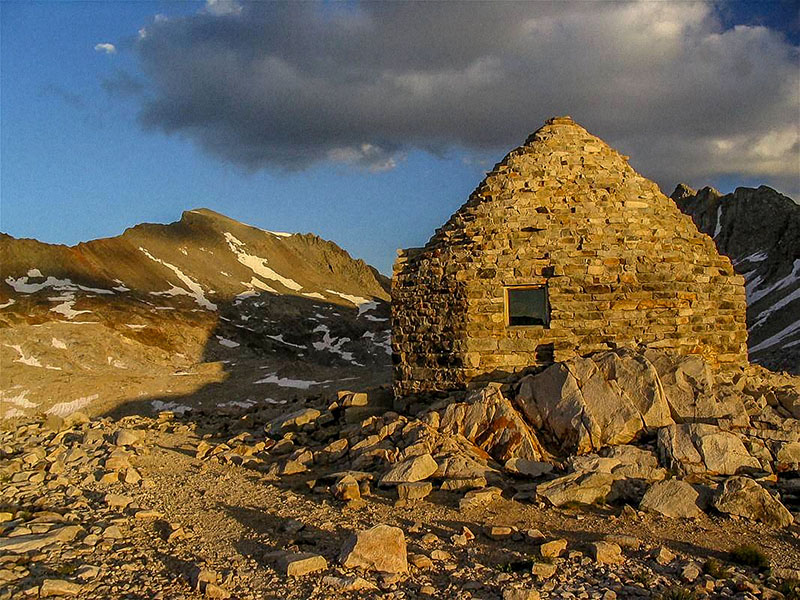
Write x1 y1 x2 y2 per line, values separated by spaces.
392 116 749 396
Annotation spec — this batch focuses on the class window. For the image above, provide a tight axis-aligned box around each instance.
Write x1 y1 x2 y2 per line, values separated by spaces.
506 286 549 327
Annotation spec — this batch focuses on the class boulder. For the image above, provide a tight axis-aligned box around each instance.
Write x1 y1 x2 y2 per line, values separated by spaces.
712 476 794 528
639 479 705 518
535 472 614 507
539 539 567 558
516 350 673 454
440 384 548 462
269 408 321 434
603 445 667 482
591 541 624 565
658 424 760 475
504 458 553 478
380 454 437 486
339 525 408 573
644 351 749 425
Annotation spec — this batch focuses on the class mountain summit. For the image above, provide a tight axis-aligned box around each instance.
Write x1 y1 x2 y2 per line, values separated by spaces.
0 210 391 419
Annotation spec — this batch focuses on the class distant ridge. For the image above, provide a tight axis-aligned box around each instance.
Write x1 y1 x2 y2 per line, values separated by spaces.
673 185 800 373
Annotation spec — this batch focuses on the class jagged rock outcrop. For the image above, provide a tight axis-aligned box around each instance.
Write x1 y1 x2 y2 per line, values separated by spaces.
672 184 800 373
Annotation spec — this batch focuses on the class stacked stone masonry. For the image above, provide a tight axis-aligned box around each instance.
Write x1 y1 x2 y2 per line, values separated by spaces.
392 116 748 396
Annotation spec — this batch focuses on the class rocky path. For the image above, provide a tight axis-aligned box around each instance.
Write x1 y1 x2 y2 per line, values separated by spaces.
2 404 799 600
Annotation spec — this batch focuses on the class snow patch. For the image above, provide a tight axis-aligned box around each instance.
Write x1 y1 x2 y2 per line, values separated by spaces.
713 205 723 238
266 334 305 349
126 324 147 329
51 338 67 349
325 289 370 307
219 399 257 409
51 296 91 319
217 336 240 348
312 324 355 362
5 344 43 367
151 400 192 415
750 319 800 354
0 390 38 409
747 259 800 305
139 247 217 310
733 250 769 266
0 299 15 309
27 269 43 277
224 232 303 291
267 230 293 238
46 394 98 417
302 292 325 300
253 373 324 389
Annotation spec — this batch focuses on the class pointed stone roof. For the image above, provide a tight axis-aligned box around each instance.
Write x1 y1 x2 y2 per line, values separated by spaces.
392 116 749 395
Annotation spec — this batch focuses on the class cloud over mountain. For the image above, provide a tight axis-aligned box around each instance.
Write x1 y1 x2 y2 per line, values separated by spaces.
131 1 799 193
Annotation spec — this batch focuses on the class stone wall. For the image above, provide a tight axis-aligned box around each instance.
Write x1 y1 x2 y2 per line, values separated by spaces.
392 117 749 396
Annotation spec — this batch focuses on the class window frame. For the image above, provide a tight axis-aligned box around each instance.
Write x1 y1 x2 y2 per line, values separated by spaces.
504 284 550 328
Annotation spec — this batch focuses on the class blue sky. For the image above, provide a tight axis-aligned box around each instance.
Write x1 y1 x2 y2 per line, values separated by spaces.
2 1 798 274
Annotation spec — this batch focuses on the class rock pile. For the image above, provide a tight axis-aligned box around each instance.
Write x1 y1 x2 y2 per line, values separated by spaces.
1 348 798 599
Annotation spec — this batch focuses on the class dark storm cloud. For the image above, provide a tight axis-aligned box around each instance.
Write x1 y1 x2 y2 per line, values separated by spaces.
132 1 799 193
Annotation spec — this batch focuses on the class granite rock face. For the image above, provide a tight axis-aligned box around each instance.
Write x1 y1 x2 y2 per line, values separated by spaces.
672 184 800 374
516 350 672 454
393 116 748 396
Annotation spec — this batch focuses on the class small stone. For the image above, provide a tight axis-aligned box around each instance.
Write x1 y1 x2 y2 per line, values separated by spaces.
459 486 502 510
40 579 82 596
134 509 164 520
322 575 377 591
531 562 557 579
380 454 438 486
103 525 123 539
503 589 540 600
397 481 432 502
204 583 231 599
104 493 132 509
280 553 328 577
526 528 545 542
654 546 676 565
114 429 141 447
331 475 361 501
681 562 701 582
591 541 624 565
488 526 513 539
409 553 433 569
539 539 567 559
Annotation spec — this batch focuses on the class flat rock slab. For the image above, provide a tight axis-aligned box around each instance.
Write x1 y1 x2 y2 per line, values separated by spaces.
380 454 437 486
0 525 82 554
339 524 408 573
639 479 705 518
279 552 328 577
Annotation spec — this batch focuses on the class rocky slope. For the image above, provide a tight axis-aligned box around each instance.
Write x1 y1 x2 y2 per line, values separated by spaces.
0 209 392 420
1 348 798 600
672 185 800 373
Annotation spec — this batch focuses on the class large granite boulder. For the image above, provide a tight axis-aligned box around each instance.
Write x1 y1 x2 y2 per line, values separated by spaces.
658 424 761 476
639 479 705 518
516 350 673 454
712 476 794 528
440 384 549 462
644 351 749 425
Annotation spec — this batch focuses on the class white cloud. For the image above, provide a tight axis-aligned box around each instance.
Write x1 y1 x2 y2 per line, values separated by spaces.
94 43 116 54
204 0 241 16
